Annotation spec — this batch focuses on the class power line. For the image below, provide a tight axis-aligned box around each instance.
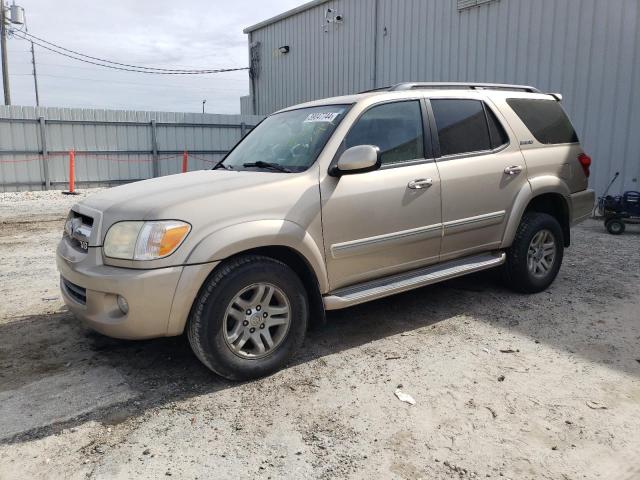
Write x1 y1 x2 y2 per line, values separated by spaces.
9 31 249 75
11 58 245 72
15 29 249 73
11 60 249 81
13 50 237 71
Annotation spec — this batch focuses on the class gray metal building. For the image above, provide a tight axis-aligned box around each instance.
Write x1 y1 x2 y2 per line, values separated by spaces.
241 0 640 195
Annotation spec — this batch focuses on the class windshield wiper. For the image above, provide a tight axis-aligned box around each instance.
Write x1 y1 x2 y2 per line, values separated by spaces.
242 161 292 173
212 161 232 170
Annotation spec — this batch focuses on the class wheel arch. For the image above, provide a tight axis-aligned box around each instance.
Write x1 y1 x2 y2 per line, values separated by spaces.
502 177 572 248
231 246 326 329
523 193 571 247
185 220 328 292
183 246 326 333
182 220 328 332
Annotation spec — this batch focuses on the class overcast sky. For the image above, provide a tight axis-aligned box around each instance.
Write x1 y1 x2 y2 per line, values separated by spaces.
6 0 305 113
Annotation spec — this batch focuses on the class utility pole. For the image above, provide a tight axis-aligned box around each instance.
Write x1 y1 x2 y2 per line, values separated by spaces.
3 2 36 105
30 38 38 105
21 8 39 106
0 1 10 105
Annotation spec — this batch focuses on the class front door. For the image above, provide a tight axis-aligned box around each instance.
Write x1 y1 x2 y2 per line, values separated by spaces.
320 100 442 290
428 97 529 261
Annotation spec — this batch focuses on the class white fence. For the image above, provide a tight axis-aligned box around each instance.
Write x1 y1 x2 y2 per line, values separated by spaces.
0 106 264 192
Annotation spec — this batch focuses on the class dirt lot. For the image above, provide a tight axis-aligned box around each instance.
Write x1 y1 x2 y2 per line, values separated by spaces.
1 189 639 480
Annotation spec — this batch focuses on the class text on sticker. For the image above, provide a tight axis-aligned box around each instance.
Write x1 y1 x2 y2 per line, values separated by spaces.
304 112 341 123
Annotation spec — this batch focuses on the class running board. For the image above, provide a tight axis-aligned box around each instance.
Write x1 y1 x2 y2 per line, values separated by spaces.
323 251 506 310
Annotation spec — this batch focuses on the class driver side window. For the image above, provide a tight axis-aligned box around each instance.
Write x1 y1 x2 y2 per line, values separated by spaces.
345 101 425 165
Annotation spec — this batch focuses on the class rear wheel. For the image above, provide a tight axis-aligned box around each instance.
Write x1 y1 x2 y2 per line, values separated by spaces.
187 255 308 380
503 212 564 293
605 218 625 235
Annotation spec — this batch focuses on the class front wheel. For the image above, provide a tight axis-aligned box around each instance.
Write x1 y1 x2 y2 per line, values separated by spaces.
503 212 564 293
187 255 308 380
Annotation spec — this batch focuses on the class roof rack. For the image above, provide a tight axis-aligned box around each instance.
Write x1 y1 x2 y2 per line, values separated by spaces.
388 82 542 93
358 85 395 94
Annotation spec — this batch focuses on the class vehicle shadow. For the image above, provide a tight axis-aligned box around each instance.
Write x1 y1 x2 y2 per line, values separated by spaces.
580 219 640 236
1 251 638 445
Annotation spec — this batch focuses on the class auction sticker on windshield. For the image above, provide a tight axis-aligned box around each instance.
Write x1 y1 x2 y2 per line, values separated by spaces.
304 112 341 123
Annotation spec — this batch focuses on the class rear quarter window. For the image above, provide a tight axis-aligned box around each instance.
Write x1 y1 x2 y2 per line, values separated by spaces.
506 98 579 145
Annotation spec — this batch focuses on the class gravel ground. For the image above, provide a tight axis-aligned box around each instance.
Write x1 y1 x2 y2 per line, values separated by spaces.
0 189 639 480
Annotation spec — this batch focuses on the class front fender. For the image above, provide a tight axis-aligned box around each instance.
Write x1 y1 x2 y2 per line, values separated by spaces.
501 176 571 248
185 220 329 293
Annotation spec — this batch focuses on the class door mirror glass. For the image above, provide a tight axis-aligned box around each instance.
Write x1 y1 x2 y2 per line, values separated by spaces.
330 145 381 176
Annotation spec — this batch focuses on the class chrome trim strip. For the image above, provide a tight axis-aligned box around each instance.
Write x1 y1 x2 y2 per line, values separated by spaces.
379 157 436 170
443 210 506 232
331 223 443 259
324 251 506 310
435 141 510 162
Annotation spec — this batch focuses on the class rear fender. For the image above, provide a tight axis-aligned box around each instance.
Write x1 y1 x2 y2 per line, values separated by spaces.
501 176 571 248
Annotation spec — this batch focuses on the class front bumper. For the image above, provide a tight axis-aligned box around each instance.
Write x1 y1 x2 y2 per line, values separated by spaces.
57 244 184 339
57 227 220 340
570 188 596 225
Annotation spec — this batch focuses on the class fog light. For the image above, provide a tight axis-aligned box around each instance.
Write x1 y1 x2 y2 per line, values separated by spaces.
117 295 129 314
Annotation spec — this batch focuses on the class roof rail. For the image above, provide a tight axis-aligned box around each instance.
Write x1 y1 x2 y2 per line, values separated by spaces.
358 85 394 94
387 82 542 93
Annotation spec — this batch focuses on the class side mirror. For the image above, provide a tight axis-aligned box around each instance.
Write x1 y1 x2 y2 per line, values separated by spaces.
329 145 381 177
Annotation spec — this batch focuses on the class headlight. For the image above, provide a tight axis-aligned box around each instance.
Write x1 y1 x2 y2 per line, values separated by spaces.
104 221 191 260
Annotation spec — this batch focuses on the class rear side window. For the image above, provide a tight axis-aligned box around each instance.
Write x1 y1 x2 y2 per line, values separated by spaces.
431 99 491 156
486 106 509 149
506 98 579 144
345 100 424 165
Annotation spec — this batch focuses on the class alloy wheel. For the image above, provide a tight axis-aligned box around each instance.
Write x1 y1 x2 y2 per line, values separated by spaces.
222 283 291 359
527 229 557 278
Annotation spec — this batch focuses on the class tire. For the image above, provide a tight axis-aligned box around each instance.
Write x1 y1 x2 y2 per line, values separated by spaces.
605 218 625 235
503 212 564 293
187 255 308 380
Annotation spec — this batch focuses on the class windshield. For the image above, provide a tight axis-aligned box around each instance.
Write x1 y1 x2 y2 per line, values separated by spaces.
219 105 349 172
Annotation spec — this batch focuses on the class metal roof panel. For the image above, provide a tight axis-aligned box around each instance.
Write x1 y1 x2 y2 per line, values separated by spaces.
243 0 331 33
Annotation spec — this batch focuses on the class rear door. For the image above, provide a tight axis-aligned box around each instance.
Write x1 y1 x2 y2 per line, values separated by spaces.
428 97 528 261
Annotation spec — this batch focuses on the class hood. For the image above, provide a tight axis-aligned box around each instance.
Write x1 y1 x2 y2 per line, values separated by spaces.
81 170 282 218
77 168 321 241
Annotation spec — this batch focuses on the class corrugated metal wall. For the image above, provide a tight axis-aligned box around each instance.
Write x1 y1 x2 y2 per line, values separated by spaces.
248 0 376 116
0 106 264 192
240 95 253 116
247 0 640 195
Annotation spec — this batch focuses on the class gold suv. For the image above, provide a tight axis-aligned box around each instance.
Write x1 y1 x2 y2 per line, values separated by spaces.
57 83 595 380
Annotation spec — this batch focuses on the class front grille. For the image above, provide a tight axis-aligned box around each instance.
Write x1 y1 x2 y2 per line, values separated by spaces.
64 210 94 252
73 211 94 227
62 277 87 305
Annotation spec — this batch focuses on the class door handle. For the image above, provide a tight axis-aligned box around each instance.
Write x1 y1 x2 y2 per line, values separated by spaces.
408 178 433 189
503 165 523 175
